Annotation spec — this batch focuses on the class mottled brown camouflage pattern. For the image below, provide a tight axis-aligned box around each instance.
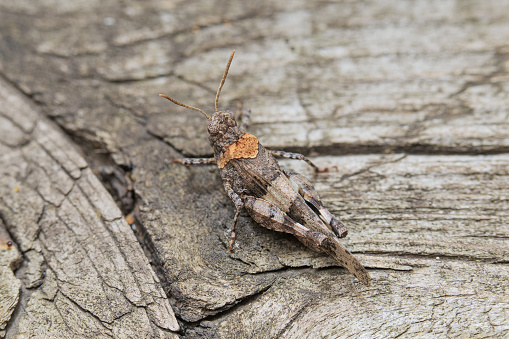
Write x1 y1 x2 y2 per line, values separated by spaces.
162 51 370 285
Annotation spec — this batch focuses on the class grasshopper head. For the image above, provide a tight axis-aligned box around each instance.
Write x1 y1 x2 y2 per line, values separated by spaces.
159 50 239 151
207 110 236 137
207 110 243 149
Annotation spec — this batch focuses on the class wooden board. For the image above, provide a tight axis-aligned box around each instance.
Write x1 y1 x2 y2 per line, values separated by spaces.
0 0 508 337
0 79 179 337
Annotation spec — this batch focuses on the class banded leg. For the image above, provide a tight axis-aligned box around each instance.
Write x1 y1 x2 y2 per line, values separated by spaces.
222 179 244 250
284 170 348 238
244 195 370 285
243 196 329 251
269 150 326 173
173 158 216 166
236 100 251 131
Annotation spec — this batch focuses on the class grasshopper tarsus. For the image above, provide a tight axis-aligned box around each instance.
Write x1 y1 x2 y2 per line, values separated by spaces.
315 165 339 173
228 235 236 251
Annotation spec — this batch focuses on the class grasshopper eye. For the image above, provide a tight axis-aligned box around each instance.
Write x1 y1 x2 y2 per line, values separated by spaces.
226 117 236 127
208 123 219 134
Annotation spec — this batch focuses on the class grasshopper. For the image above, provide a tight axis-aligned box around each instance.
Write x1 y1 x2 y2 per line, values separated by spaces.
160 50 370 285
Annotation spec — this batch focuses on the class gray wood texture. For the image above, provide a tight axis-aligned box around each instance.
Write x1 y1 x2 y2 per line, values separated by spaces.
1 0 508 338
0 78 179 337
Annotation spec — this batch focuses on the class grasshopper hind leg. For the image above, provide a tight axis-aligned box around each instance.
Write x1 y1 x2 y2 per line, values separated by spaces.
243 195 370 285
284 169 348 238
243 196 330 250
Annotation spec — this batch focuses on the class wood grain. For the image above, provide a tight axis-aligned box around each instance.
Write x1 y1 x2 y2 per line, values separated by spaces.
0 0 508 337
0 78 179 337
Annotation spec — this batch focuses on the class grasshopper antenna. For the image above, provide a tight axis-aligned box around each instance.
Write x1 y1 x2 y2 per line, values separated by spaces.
215 50 235 113
159 94 211 120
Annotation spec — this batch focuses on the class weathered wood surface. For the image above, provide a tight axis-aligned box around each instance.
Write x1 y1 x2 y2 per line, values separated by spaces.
1 0 508 338
0 78 179 337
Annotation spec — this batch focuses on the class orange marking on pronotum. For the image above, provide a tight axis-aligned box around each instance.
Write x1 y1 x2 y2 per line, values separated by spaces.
218 133 259 168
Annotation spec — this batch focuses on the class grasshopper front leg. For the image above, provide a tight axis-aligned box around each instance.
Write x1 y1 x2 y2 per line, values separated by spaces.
174 157 245 250
173 158 217 166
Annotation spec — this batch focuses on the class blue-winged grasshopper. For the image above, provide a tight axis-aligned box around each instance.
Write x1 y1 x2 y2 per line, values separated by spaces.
160 50 370 285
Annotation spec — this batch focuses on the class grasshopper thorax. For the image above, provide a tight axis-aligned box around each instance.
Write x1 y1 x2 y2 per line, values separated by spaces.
208 110 258 169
